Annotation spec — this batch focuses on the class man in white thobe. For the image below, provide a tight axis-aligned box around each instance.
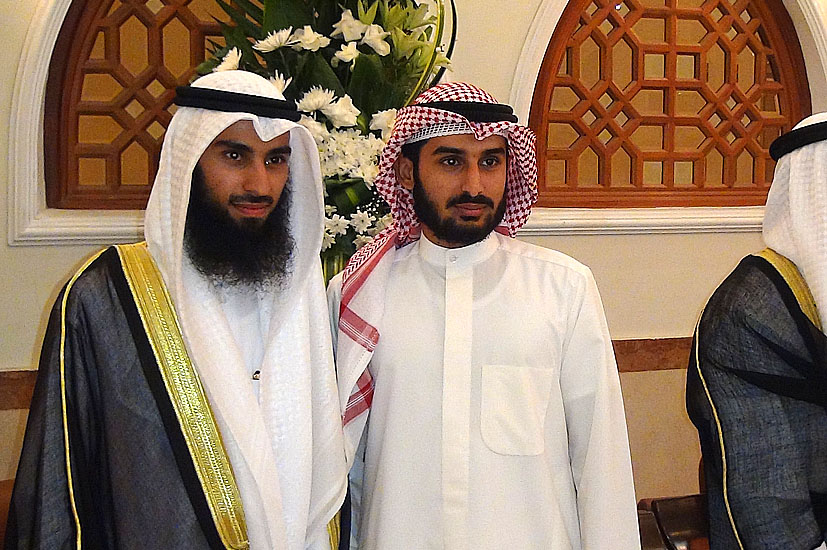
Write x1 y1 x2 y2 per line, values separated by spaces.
328 82 639 549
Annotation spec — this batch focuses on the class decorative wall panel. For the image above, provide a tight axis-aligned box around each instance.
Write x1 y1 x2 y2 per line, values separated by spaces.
529 0 811 207
45 0 224 209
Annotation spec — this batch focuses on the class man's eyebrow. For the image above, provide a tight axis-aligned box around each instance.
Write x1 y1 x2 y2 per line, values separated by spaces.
431 146 466 155
430 146 507 156
213 139 253 153
267 145 292 155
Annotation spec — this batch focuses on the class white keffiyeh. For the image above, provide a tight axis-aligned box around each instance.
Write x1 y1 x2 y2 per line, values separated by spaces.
144 70 346 550
764 111 827 320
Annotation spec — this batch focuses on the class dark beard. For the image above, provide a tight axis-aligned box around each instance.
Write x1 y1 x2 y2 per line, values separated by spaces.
411 173 507 248
183 166 295 289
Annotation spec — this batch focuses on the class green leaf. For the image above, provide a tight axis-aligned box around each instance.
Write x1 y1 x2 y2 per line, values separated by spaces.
229 0 264 24
263 0 314 33
357 0 379 25
347 53 394 116
215 0 264 41
221 24 267 74
330 180 374 216
294 53 346 97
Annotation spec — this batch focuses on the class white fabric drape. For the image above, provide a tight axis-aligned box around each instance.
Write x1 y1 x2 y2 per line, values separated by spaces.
144 70 346 550
764 112 827 319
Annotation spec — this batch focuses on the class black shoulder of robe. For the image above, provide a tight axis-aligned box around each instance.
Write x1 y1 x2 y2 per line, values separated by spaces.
686 255 827 550
5 246 226 550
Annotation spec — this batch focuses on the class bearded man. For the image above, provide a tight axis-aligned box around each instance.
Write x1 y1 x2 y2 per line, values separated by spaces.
6 71 346 550
327 82 639 549
687 113 827 550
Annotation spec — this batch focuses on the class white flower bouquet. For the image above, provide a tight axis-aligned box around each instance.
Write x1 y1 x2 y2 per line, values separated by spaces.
199 0 455 279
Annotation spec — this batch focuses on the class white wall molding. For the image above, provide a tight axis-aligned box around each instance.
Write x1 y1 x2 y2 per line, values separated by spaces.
509 0 827 236
8 0 143 246
519 206 763 236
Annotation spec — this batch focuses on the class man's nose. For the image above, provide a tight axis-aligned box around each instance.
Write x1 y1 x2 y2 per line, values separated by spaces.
242 161 271 195
461 164 484 196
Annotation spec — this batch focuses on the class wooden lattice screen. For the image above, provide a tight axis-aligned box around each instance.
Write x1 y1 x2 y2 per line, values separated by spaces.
529 0 811 207
45 0 225 209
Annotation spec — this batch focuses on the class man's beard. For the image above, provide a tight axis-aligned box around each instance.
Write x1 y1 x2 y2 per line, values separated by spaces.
411 173 507 248
183 166 295 289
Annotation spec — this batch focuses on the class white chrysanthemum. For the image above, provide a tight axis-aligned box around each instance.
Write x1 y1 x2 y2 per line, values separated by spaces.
325 214 350 236
335 42 360 64
317 128 384 182
322 231 336 251
331 9 368 42
254 27 296 52
269 71 292 94
361 24 390 56
214 47 241 72
350 210 376 234
291 25 331 52
321 95 360 128
370 108 397 141
354 234 374 249
324 205 337 215
297 87 336 113
359 162 380 187
299 115 330 143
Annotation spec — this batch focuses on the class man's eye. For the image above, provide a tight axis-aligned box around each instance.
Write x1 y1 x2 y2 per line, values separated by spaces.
440 157 460 166
482 157 501 167
224 150 242 161
267 155 288 165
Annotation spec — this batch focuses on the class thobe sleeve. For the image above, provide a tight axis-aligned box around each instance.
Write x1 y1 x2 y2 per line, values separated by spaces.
6 287 106 549
558 271 640 549
689 280 827 550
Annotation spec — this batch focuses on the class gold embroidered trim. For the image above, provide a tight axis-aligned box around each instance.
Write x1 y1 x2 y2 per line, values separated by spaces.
116 242 248 550
61 249 108 549
757 248 822 330
327 511 341 549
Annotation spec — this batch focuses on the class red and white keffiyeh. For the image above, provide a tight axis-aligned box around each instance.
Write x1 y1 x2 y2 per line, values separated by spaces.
334 82 538 449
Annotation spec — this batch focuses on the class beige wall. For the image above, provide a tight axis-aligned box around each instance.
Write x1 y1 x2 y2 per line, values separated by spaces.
1 0 820 498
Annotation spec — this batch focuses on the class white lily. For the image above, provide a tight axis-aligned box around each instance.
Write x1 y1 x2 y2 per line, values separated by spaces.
269 71 292 94
335 42 361 64
214 47 241 72
370 108 397 141
297 87 336 113
331 9 368 42
291 25 331 52
253 27 296 52
322 95 361 128
361 24 391 56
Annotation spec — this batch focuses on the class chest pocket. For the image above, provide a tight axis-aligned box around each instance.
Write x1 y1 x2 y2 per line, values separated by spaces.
480 364 554 455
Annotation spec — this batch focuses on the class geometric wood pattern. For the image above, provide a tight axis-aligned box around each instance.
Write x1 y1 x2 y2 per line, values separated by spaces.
44 0 225 209
529 0 811 207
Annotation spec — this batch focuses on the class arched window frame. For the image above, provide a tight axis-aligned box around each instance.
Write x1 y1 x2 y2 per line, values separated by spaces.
509 0 827 236
8 0 827 245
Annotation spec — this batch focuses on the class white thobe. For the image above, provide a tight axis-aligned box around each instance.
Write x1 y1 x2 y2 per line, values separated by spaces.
331 233 639 550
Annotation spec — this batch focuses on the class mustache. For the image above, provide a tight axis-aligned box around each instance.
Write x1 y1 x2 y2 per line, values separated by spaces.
228 193 274 205
446 192 494 208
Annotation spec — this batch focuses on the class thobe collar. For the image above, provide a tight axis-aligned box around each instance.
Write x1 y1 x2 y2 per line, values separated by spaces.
417 232 500 270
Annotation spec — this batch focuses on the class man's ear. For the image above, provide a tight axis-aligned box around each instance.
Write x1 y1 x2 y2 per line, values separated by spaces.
395 156 415 191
